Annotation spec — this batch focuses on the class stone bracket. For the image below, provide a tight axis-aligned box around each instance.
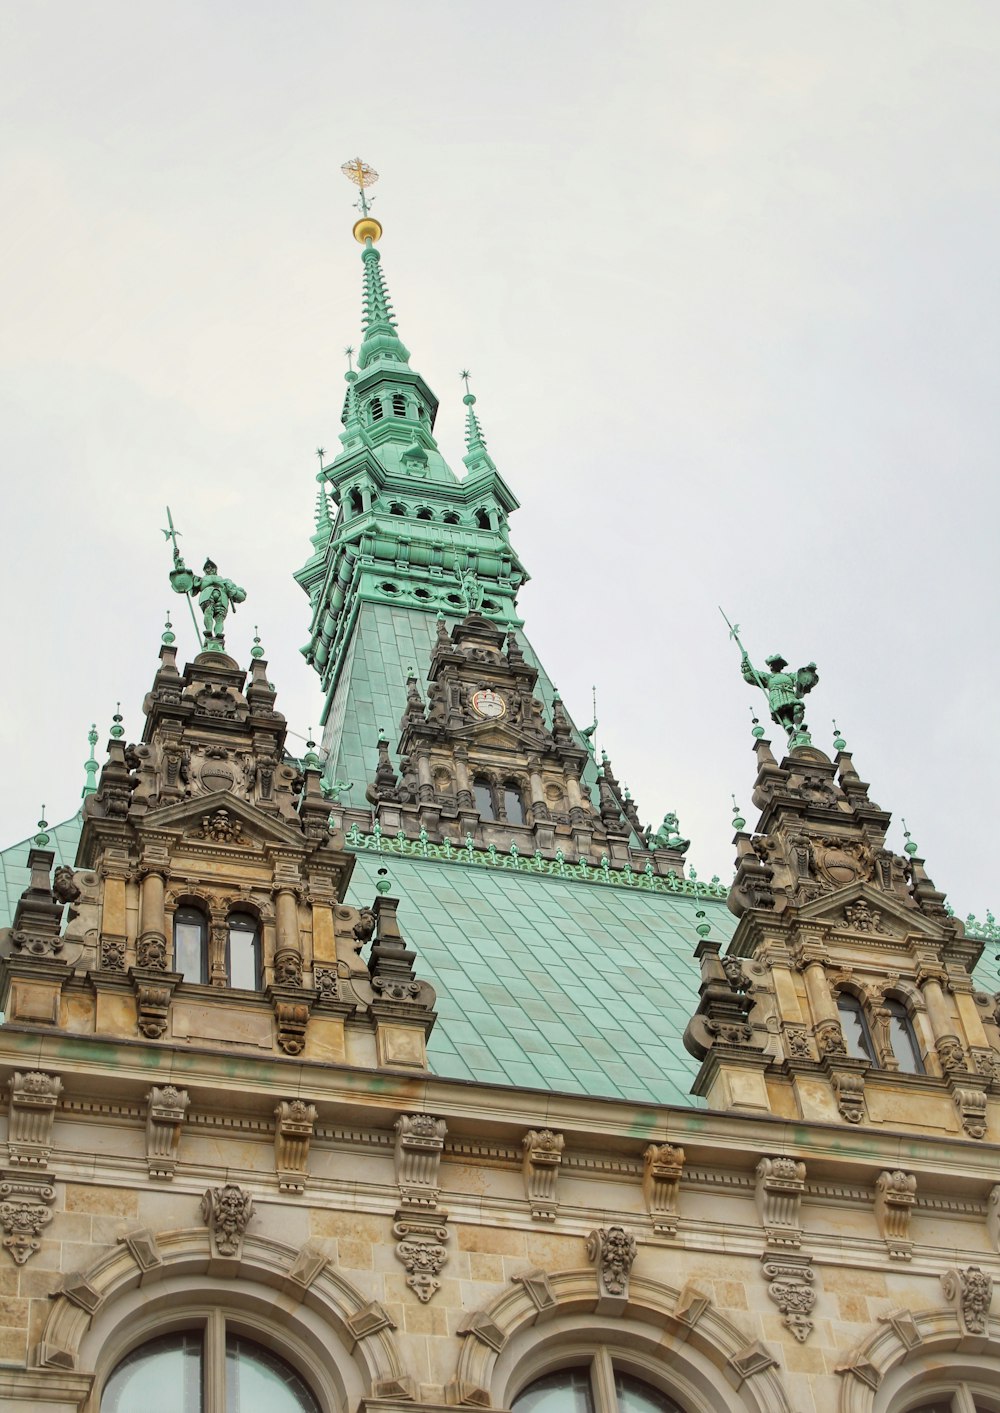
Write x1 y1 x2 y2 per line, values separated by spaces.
586 1225 637 1311
874 1170 916 1261
942 1265 994 1335
129 968 182 1041
0 1172 55 1266
394 1114 447 1209
145 1085 190 1180
394 1210 449 1304
755 1156 805 1248
274 1100 318 1194
760 1250 816 1343
7 1070 63 1168
522 1129 564 1222
642 1143 684 1236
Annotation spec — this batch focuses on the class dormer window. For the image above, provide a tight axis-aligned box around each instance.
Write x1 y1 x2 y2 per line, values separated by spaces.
392 393 407 416
227 911 261 991
837 993 876 1063
369 398 384 422
174 905 208 984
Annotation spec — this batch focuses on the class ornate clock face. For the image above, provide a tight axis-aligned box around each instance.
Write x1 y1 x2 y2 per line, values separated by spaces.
470 689 506 720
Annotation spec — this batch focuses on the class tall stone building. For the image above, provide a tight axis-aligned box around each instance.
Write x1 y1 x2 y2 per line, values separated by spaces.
1 182 999 1413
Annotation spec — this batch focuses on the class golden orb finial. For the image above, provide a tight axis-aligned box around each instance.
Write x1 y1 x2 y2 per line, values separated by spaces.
342 158 382 242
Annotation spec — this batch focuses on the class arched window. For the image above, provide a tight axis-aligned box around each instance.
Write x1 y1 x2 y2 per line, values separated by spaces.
442 511 460 525
227 911 261 991
102 1327 320 1412
391 392 407 416
886 997 925 1075
475 508 491 530
504 783 525 825
348 488 364 517
513 1362 686 1413
474 777 495 820
389 502 407 516
174 905 208 984
416 507 433 520
837 992 876 1063
369 397 384 422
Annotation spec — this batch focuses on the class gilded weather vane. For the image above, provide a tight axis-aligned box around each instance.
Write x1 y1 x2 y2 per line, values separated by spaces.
341 157 383 244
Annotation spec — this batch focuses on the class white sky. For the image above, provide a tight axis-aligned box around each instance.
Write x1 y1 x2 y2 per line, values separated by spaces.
3 2 999 929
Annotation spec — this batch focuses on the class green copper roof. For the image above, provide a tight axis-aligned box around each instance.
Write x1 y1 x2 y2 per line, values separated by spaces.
346 850 728 1104
0 811 83 927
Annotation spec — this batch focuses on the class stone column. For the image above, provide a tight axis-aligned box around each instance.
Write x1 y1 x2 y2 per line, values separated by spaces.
275 887 300 953
527 758 546 816
917 964 966 1072
453 746 472 808
415 748 433 802
795 943 842 1057
137 868 168 970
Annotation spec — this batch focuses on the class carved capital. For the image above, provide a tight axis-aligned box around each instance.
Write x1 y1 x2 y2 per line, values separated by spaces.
393 1213 449 1303
522 1129 564 1222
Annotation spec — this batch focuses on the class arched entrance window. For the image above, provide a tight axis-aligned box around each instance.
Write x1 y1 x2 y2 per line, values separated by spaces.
102 1327 321 1413
227 911 261 991
513 1360 687 1413
174 906 208 984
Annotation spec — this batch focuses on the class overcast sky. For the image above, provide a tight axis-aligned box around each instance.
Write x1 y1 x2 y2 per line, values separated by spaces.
3 2 999 929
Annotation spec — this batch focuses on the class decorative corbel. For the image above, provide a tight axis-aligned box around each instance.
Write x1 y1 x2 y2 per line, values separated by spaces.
0 1174 55 1265
942 1265 993 1336
394 1113 447 1209
755 1156 806 1248
145 1085 190 1179
833 1069 866 1124
133 973 182 1040
987 1184 1000 1251
7 1070 62 1167
952 1084 988 1139
393 1212 449 1303
874 1170 917 1260
760 1251 816 1343
642 1143 684 1236
522 1129 564 1221
274 1099 318 1194
202 1183 254 1260
586 1225 637 1307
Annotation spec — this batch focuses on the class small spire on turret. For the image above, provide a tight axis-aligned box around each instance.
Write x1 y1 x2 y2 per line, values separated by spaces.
34 809 49 847
461 370 497 474
251 626 265 660
902 818 918 857
832 719 847 752
110 705 124 740
81 724 100 799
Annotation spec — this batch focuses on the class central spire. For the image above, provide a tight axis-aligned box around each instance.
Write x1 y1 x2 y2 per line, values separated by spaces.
358 241 411 370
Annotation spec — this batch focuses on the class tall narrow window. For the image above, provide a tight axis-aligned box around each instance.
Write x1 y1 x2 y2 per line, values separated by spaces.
227 912 261 991
475 508 491 530
503 784 525 825
473 777 495 820
886 998 925 1074
174 906 208 984
391 393 407 416
348 488 363 517
837 993 875 1063
369 397 384 422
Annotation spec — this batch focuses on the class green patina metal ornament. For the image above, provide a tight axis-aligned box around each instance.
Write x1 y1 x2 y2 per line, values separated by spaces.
82 724 100 799
250 627 265 660
731 795 746 831
110 706 124 740
375 865 392 895
694 910 711 939
720 608 818 747
832 719 846 751
902 819 918 857
34 810 49 848
161 614 175 646
164 506 246 653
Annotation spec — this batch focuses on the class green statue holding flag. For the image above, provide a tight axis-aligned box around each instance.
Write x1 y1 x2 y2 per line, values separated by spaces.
164 507 246 651
720 608 818 745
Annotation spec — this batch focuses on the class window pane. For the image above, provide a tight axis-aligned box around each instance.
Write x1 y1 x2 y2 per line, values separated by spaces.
512 1369 594 1413
886 999 925 1075
474 780 495 820
228 914 260 991
174 913 206 984
837 995 875 1062
103 1331 203 1413
615 1371 685 1413
504 787 525 825
225 1335 320 1413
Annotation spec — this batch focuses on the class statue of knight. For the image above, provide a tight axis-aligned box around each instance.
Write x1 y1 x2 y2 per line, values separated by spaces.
164 507 246 652
721 609 818 747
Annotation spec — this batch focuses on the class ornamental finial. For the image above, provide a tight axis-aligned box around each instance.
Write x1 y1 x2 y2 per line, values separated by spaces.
342 157 383 244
